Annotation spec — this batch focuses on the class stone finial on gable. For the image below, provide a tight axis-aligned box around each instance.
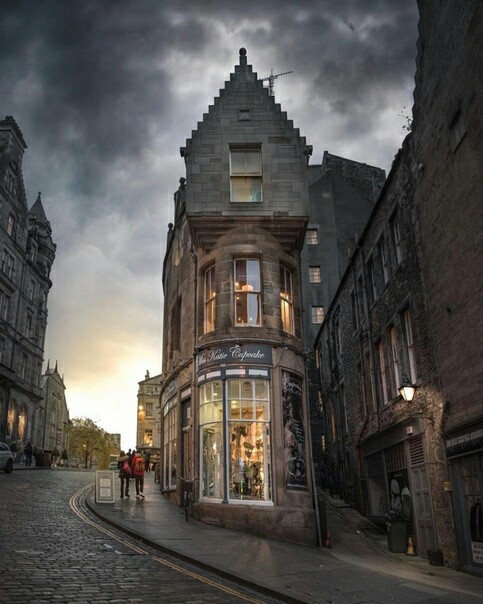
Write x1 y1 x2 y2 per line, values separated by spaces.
239 47 247 67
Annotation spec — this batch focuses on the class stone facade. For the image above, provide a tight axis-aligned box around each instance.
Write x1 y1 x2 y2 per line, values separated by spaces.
314 0 482 573
34 361 69 456
161 49 317 545
0 116 56 454
136 370 161 464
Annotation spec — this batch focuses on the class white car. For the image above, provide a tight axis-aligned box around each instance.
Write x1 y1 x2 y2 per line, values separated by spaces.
0 442 14 473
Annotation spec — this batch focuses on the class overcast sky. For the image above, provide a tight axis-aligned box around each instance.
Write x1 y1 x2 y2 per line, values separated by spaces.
0 0 419 449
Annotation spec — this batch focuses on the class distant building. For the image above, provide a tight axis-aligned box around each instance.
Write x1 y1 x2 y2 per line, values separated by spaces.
136 370 161 464
34 361 69 454
0 116 56 451
314 0 482 573
108 433 121 452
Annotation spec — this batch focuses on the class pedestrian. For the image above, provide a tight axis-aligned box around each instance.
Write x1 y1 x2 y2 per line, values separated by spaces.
144 450 151 472
51 447 60 467
61 449 68 467
10 441 17 462
132 450 145 499
24 442 33 466
117 450 131 499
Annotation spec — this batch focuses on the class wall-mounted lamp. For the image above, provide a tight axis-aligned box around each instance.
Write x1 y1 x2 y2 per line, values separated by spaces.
399 375 416 402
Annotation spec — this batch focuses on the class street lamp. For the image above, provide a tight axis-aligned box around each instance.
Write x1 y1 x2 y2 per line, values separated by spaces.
399 375 416 402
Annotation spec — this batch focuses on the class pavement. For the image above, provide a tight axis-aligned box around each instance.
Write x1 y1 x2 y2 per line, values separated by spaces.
14 462 483 603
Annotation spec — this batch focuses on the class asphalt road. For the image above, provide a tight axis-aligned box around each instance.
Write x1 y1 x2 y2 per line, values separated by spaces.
0 469 283 603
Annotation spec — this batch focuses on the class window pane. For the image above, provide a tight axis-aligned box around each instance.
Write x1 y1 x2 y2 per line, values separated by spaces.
201 423 224 499
309 267 321 284
229 421 271 501
306 229 318 245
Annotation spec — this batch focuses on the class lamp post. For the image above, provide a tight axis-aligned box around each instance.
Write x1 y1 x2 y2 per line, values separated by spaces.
399 375 416 402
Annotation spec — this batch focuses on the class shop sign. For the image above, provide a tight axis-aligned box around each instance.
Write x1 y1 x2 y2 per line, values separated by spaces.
446 428 483 458
161 378 178 405
196 344 272 370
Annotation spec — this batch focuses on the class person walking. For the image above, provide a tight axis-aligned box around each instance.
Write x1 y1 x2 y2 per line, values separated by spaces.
24 442 33 466
61 449 68 467
117 450 131 499
132 450 145 499
145 450 151 472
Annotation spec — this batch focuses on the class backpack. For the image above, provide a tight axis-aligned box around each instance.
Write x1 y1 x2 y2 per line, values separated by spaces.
134 457 145 473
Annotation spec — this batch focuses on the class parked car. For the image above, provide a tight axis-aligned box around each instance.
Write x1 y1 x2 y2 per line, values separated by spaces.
0 442 14 473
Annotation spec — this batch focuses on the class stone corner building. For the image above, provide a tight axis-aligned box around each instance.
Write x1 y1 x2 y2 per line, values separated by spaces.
0 116 56 451
161 48 317 544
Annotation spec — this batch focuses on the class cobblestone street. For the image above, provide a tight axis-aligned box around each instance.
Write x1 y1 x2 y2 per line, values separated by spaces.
0 470 280 603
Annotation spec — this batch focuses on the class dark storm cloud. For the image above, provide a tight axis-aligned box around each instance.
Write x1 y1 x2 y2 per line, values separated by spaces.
0 0 207 202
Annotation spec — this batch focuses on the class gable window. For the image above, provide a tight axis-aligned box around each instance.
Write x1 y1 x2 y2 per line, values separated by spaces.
306 229 319 246
230 149 262 202
234 259 261 326
280 265 294 335
311 306 324 324
204 266 216 334
309 266 321 284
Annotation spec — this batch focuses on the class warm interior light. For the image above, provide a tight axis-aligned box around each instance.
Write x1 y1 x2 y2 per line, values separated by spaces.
399 375 415 402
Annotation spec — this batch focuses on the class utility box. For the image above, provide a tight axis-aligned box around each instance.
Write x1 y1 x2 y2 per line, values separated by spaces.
386 519 408 553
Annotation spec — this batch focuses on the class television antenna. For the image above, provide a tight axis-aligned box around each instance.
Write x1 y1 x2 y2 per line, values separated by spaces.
261 68 294 97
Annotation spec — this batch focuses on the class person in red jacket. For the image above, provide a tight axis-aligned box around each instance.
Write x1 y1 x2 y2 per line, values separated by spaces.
132 450 145 499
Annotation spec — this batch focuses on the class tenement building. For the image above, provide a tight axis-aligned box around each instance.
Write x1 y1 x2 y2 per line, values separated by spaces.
315 0 482 573
161 49 317 544
33 361 69 454
303 153 385 482
0 116 56 452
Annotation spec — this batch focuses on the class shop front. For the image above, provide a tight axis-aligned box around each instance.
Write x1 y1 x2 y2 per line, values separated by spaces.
193 343 317 545
446 426 483 574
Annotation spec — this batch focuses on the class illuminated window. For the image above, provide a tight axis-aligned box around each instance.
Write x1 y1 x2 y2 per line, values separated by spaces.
204 266 216 333
309 266 321 284
143 429 153 446
311 306 324 324
306 229 318 246
280 265 294 335
234 259 261 326
230 149 262 202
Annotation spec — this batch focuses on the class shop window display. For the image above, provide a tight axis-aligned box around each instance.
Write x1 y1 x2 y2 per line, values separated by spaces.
199 377 272 503
228 378 271 501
